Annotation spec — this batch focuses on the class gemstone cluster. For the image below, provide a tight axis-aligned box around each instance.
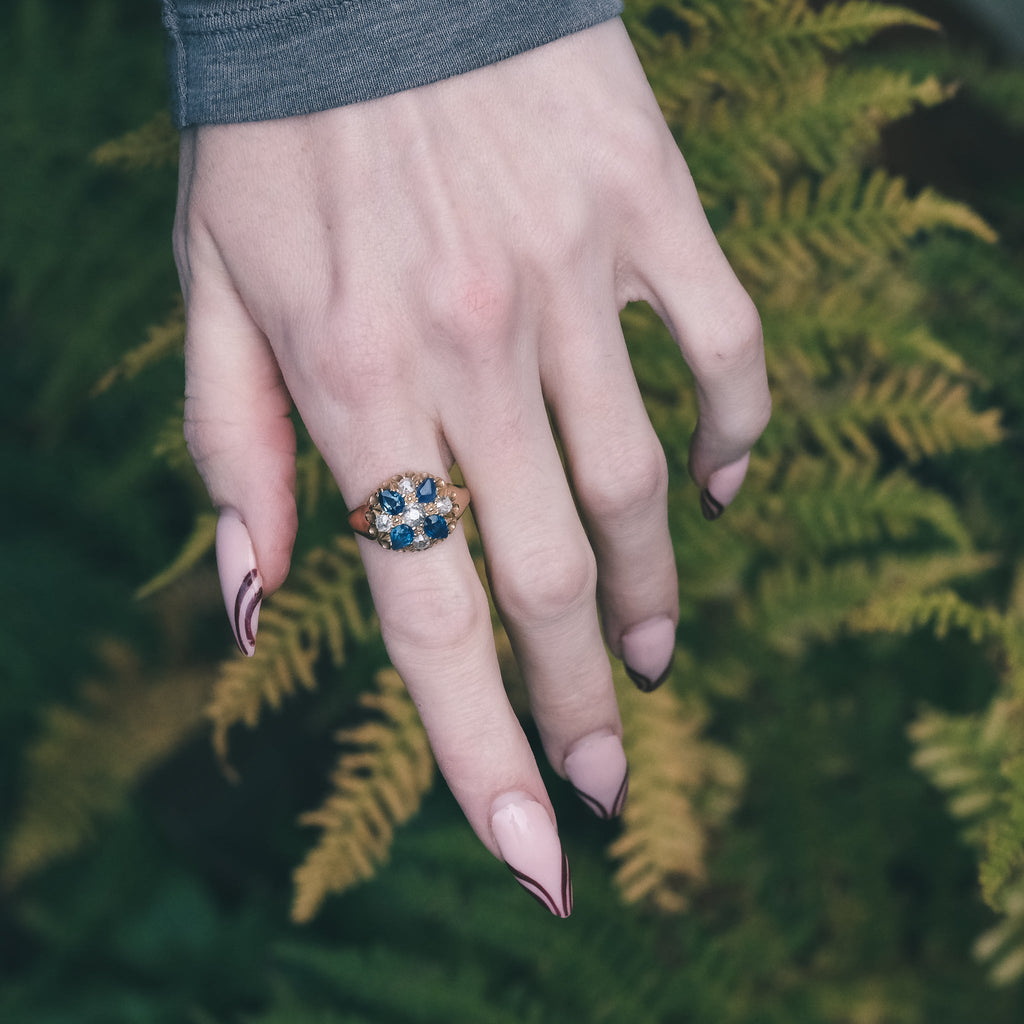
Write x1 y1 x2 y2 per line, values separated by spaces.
365 473 461 551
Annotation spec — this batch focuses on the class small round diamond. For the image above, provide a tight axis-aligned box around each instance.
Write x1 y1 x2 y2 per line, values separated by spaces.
435 496 453 514
398 476 415 494
403 507 424 527
375 513 391 532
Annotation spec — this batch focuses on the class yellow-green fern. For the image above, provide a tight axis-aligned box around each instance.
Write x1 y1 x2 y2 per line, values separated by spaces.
291 668 435 923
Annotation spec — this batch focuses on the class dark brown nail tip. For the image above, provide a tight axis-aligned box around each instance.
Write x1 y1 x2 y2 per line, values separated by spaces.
571 766 628 820
507 852 572 918
700 487 725 521
625 653 674 694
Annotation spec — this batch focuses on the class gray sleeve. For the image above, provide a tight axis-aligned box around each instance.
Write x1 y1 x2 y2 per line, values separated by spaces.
162 0 625 127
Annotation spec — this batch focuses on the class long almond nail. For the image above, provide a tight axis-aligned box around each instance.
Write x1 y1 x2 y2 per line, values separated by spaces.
491 794 572 917
564 732 629 819
621 615 676 692
216 510 263 657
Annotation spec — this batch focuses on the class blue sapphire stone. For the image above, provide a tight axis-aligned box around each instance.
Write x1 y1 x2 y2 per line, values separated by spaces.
416 477 437 503
424 515 449 541
379 489 405 515
389 524 414 549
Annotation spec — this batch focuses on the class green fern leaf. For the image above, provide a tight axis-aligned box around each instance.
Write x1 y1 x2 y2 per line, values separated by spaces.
91 300 184 396
135 512 217 600
749 551 998 654
721 171 996 290
729 460 972 552
1 641 211 887
773 364 1003 465
291 668 434 923
90 110 179 170
849 588 1007 644
207 538 373 763
610 659 744 912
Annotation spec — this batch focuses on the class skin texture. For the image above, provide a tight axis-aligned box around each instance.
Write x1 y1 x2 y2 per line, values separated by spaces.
174 19 770 870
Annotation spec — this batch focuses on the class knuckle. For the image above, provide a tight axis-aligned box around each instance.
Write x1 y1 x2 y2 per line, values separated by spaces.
690 293 764 378
382 569 489 655
577 435 668 521
427 260 517 354
495 539 597 626
300 303 400 410
598 111 676 199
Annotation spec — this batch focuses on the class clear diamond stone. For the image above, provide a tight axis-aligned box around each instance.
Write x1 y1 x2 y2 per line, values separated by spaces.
398 476 415 494
436 496 453 514
403 507 424 526
375 513 391 531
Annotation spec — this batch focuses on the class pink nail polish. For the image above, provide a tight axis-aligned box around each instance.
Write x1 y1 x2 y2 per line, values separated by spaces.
621 615 676 692
564 733 629 819
491 794 572 918
703 453 750 520
216 510 263 657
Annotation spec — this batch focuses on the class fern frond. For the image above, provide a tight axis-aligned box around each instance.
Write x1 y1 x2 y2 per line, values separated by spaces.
776 363 1003 465
610 661 744 912
848 587 1006 644
910 699 1024 984
721 171 996 290
1 641 211 887
749 551 998 654
91 301 184 396
207 538 373 763
850 364 1003 461
730 460 971 552
153 405 193 473
635 1 936 103
90 110 179 170
786 1 938 51
290 668 434 923
693 67 953 200
136 512 217 600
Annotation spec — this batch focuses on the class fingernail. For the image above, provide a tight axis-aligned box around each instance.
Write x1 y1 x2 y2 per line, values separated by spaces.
564 732 629 819
216 510 263 657
702 453 750 521
621 615 676 692
491 793 572 918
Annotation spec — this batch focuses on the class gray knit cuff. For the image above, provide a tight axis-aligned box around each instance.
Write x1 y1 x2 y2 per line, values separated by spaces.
163 0 625 127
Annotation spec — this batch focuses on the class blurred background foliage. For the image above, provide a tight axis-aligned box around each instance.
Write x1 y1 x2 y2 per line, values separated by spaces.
2 0 1024 1021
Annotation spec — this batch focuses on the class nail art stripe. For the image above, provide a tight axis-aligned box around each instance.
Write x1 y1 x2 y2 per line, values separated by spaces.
700 487 725 521
625 655 674 694
507 851 572 918
232 568 263 656
571 766 629 820
611 766 629 817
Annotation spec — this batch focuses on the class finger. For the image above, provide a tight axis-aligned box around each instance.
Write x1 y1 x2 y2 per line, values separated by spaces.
631 158 771 517
543 308 679 693
183 260 298 654
442 342 630 817
293 377 573 914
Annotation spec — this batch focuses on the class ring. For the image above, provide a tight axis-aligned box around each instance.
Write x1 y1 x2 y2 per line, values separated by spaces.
347 472 470 551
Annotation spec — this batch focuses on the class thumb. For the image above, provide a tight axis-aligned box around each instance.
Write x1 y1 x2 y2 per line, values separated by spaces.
183 271 297 656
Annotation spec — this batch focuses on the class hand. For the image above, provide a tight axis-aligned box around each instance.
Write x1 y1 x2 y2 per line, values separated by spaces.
174 17 770 916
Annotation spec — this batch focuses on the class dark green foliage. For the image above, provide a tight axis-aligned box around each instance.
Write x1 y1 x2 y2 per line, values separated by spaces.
5 0 1024 1020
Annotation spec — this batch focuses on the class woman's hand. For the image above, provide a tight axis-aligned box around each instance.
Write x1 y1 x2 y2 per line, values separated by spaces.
174 17 770 915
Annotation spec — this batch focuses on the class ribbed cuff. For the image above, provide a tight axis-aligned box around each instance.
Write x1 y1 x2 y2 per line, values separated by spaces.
163 0 625 127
